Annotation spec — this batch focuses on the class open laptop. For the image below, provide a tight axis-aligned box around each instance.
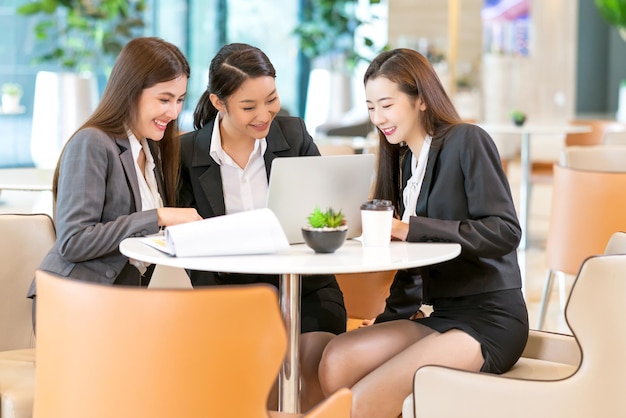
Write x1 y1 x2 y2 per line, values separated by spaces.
267 154 376 244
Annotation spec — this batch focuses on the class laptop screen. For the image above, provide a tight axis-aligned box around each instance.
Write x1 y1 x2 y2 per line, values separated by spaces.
266 154 376 244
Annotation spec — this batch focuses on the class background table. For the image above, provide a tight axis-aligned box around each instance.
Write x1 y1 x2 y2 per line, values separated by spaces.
120 237 461 413
0 168 54 192
0 168 54 215
477 124 591 251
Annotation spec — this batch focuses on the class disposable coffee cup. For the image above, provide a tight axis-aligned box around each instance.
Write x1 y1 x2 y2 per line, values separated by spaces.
360 199 394 247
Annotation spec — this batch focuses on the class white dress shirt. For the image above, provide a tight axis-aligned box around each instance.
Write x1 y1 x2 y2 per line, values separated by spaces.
128 129 163 274
402 135 432 222
209 116 269 214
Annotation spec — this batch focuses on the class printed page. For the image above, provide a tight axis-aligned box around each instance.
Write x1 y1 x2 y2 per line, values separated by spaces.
151 208 289 257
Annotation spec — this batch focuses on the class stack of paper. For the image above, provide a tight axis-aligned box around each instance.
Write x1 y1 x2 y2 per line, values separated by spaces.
141 208 289 257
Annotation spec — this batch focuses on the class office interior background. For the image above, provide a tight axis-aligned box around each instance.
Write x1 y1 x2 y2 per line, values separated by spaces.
1 0 626 168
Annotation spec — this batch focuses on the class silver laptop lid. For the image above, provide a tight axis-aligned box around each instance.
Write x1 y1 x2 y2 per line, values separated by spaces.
267 154 376 244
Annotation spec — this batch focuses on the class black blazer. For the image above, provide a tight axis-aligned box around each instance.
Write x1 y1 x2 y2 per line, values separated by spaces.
378 123 522 321
178 116 320 218
177 115 338 293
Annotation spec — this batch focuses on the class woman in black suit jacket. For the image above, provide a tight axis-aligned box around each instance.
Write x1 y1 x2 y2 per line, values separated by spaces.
318 49 529 418
177 43 346 412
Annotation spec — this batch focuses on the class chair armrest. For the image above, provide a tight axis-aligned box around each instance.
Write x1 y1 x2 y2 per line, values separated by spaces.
521 329 580 365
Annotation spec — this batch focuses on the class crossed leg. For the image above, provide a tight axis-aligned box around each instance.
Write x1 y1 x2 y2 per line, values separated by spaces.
319 320 484 418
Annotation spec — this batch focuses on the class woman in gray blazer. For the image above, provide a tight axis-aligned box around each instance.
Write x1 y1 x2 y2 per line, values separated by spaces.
177 43 346 412
28 37 201 323
318 48 529 418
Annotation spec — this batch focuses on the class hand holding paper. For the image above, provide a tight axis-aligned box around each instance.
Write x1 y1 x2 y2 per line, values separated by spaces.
142 208 289 257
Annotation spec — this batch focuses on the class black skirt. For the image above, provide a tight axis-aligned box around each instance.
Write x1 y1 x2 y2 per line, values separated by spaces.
415 288 529 374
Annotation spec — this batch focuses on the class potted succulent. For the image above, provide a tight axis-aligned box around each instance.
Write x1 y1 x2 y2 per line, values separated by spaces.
1 83 23 113
301 206 348 253
510 109 527 126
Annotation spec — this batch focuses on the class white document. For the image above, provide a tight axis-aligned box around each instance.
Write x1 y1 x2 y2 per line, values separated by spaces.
141 208 289 257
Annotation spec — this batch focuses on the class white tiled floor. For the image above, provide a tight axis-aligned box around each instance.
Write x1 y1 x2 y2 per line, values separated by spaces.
0 160 571 334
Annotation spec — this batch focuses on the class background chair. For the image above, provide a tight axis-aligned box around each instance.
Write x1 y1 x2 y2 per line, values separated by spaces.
148 265 193 289
335 271 395 331
0 213 55 418
560 144 626 172
33 271 350 418
528 119 623 182
401 231 626 417
536 158 626 329
405 253 626 418
0 213 55 350
603 231 626 254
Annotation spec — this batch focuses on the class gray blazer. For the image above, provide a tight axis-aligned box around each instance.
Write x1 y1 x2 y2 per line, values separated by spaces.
27 128 162 297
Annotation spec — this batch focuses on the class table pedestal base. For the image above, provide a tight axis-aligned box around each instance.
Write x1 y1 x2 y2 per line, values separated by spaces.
279 273 301 413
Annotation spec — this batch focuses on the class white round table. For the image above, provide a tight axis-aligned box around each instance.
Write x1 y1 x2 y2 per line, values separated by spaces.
120 237 461 413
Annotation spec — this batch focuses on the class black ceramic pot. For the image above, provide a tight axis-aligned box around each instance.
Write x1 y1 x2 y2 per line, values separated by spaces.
301 228 348 253
513 116 526 126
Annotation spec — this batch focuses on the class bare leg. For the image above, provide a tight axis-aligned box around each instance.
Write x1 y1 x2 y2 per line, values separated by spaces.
267 331 336 412
300 331 335 412
319 320 431 394
319 321 484 418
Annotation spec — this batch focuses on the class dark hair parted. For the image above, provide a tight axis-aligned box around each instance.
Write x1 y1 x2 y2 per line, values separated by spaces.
54 37 190 206
192 43 276 130
365 48 462 212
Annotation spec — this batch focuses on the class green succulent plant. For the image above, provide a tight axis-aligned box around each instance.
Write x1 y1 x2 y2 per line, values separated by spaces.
307 206 346 229
510 109 526 121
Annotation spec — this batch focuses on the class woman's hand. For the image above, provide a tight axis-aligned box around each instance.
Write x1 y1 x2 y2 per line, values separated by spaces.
157 207 202 227
391 218 409 241
360 318 376 328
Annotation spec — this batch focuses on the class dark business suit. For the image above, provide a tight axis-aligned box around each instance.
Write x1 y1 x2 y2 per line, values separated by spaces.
178 116 346 334
376 123 528 374
377 123 523 319
27 128 162 299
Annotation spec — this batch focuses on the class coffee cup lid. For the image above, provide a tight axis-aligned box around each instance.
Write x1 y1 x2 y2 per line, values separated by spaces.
360 199 394 211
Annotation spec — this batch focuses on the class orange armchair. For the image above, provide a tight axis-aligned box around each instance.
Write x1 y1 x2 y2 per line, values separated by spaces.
33 271 351 418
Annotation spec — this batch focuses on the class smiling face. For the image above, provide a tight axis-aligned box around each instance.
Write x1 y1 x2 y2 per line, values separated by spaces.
212 75 281 142
365 76 427 149
131 75 188 141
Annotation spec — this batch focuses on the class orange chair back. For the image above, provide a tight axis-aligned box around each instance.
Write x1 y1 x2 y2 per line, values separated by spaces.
336 271 394 330
565 119 624 146
546 165 626 275
33 271 287 418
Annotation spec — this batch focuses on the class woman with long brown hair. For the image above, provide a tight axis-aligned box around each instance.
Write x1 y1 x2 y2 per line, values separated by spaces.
318 48 529 418
27 37 201 323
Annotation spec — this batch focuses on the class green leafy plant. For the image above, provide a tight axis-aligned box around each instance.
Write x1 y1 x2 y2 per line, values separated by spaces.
595 0 626 40
595 0 626 28
17 0 146 72
293 0 384 71
307 206 346 229
1 83 23 97
510 109 527 125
